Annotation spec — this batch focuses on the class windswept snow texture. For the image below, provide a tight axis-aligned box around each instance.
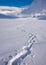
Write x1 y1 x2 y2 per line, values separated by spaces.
0 18 46 65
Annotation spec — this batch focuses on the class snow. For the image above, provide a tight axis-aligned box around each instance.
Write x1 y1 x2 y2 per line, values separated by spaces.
0 17 46 65
0 0 46 64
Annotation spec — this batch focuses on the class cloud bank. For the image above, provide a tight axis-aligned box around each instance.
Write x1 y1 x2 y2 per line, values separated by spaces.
0 6 25 19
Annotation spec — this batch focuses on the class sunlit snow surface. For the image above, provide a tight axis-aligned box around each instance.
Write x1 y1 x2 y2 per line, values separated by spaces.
0 17 46 65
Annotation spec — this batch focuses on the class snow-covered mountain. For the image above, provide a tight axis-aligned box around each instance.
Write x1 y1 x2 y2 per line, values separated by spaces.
21 0 46 19
0 0 46 19
22 0 46 14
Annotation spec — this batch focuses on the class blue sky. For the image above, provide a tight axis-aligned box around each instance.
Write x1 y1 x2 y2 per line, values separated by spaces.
0 0 33 7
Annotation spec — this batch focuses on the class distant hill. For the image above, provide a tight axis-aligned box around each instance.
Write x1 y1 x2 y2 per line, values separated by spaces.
0 14 18 19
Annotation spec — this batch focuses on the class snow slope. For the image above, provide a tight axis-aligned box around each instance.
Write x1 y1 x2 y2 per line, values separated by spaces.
0 17 46 65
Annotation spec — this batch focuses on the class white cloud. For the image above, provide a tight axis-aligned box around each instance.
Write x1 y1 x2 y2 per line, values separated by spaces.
0 6 25 18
